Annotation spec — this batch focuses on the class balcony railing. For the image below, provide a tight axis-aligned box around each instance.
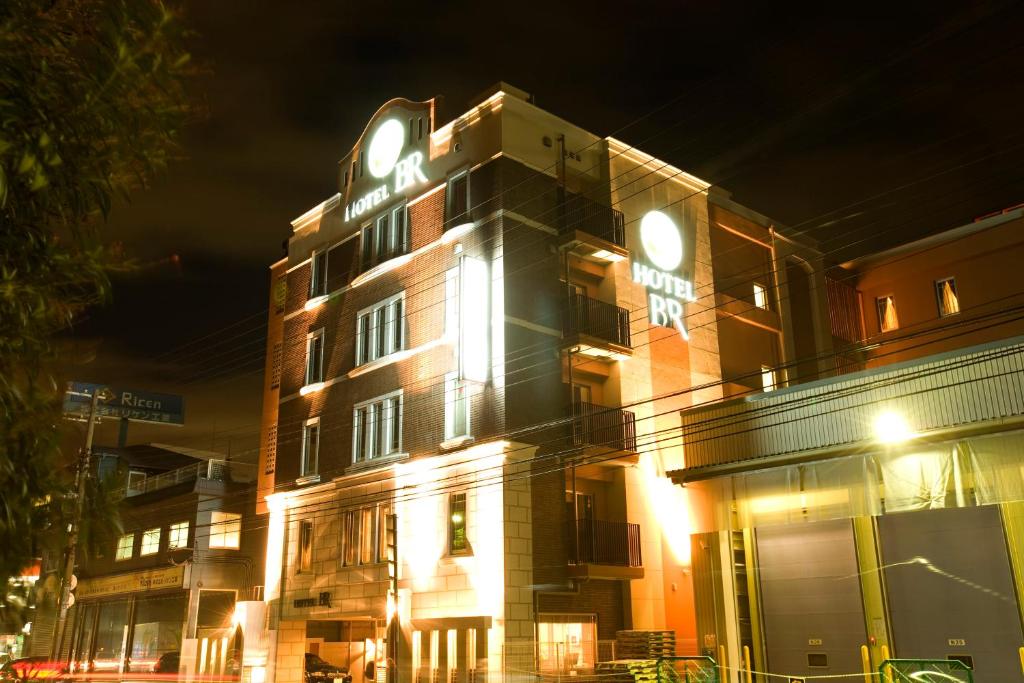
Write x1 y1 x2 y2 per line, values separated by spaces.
569 401 637 453
122 459 251 498
568 518 642 567
563 293 631 348
560 192 626 248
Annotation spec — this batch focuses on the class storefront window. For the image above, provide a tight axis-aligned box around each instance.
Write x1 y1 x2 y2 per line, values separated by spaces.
129 594 186 672
93 599 130 672
537 617 597 673
71 603 97 668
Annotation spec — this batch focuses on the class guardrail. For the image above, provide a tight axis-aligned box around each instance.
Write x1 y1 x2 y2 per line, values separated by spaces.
123 459 253 498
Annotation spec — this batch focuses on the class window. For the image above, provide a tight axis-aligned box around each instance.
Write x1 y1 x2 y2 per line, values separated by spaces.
341 503 391 567
360 204 409 270
305 329 324 385
115 533 134 561
876 295 899 332
753 283 768 310
301 418 320 477
445 172 469 229
448 492 468 555
298 520 313 573
127 470 147 495
168 521 189 550
140 528 161 556
444 373 470 440
309 250 327 298
445 267 460 341
761 366 775 392
355 294 405 365
352 391 403 462
537 618 597 673
209 511 241 549
936 277 960 317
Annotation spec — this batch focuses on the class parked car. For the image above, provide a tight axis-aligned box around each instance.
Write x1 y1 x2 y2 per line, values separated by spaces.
0 657 68 681
304 653 351 683
153 651 180 674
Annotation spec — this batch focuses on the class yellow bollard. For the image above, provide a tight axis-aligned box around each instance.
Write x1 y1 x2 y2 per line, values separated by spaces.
880 645 892 683
718 645 727 681
742 645 753 683
1019 646 1024 676
861 645 871 683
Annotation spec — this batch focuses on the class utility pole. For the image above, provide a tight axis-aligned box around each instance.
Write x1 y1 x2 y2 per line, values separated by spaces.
51 388 99 660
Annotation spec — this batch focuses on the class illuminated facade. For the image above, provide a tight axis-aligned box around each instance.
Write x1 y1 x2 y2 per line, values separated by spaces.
673 208 1024 682
255 84 829 683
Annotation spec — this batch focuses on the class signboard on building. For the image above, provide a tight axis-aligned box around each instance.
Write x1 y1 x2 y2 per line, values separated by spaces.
77 565 185 599
63 382 185 425
344 114 429 223
631 209 697 339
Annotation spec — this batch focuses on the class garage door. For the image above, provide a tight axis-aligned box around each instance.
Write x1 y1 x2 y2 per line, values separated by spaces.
877 505 1024 682
756 519 867 677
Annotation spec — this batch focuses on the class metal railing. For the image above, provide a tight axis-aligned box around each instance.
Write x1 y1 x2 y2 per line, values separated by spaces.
560 192 626 247
563 293 631 347
568 518 642 567
123 459 251 498
569 401 637 452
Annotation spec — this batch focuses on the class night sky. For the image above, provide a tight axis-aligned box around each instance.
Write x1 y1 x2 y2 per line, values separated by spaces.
66 0 1024 458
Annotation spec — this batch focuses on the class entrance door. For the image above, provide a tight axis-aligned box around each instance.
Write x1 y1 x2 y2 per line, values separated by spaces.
756 519 866 677
877 505 1024 682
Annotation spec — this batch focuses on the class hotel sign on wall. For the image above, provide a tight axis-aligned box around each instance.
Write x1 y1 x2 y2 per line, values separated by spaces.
344 117 428 222
632 210 697 339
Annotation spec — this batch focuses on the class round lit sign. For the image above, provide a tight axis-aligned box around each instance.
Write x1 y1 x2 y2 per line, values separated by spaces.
639 210 683 271
367 118 405 179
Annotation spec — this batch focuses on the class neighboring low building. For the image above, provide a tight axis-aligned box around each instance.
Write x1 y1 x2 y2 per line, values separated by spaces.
54 444 262 679
672 207 1024 682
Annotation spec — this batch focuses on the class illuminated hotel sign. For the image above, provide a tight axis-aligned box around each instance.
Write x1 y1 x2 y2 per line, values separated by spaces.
345 117 428 222
632 210 697 339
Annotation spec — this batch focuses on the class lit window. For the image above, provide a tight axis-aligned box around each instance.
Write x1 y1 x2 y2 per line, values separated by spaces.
753 283 768 310
209 511 241 549
361 205 409 270
355 293 405 366
359 507 375 565
445 172 470 230
309 250 327 298
761 366 775 392
168 521 189 549
444 373 470 440
115 533 134 561
376 503 392 562
305 329 324 386
448 492 468 555
935 278 960 317
298 520 313 573
352 391 402 463
876 295 899 332
301 418 320 477
139 528 160 556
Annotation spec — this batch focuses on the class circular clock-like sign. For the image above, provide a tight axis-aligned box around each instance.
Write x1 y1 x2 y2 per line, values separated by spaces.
367 118 405 179
640 210 683 271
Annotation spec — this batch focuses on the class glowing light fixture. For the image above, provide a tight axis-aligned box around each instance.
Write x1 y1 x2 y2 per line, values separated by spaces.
299 382 325 396
304 294 328 312
873 410 914 444
591 249 626 263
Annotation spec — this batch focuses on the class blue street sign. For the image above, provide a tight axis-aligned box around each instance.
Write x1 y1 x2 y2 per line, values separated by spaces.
63 382 185 425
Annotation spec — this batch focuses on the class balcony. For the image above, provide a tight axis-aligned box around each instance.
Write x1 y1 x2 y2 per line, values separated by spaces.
567 518 643 579
562 293 632 360
558 192 628 264
570 401 637 454
121 459 253 499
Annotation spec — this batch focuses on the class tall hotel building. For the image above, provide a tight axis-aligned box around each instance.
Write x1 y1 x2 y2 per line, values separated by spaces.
256 84 829 683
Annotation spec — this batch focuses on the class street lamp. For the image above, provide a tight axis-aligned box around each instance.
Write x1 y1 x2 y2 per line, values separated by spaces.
873 410 914 445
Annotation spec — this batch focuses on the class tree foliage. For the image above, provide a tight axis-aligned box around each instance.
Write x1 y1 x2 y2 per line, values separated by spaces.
0 0 195 586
